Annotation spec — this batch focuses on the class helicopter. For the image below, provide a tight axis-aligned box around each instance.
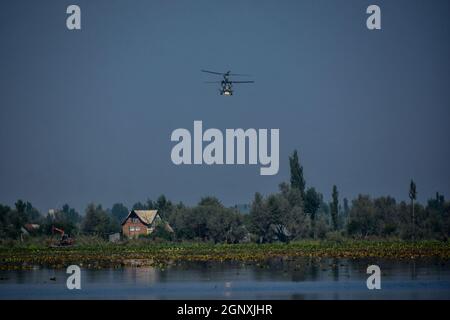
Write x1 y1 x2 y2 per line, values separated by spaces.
201 69 254 96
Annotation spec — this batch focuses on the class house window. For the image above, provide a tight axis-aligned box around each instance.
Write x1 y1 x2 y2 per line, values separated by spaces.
135 227 141 232
132 218 139 223
129 226 135 232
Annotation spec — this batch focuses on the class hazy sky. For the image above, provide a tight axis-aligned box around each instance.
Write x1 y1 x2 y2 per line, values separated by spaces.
0 0 449 212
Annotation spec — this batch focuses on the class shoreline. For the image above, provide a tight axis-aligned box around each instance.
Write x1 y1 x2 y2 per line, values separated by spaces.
0 240 449 270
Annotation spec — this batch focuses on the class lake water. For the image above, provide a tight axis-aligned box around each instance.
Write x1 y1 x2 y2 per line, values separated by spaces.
1 258 449 299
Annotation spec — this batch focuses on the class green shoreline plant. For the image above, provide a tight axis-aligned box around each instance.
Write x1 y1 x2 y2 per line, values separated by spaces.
0 240 449 270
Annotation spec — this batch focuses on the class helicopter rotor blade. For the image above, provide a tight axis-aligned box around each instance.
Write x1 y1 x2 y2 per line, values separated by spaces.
202 70 252 76
201 69 224 75
229 73 252 77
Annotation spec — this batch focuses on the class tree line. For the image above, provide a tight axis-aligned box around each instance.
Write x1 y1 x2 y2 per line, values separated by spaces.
0 150 449 242
248 151 449 242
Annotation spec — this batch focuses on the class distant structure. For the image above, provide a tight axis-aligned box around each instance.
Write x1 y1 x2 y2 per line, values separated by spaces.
20 223 40 242
47 209 56 218
121 210 173 239
108 232 121 243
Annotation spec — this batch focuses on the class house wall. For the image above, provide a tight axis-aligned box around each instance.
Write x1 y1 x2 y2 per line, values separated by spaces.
122 219 148 239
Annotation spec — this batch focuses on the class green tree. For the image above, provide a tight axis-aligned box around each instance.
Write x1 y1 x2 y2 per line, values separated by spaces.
61 204 81 224
146 199 156 209
285 205 310 240
15 200 40 223
343 198 350 217
0 201 42 239
250 185 307 243
266 193 290 242
341 197 350 228
169 197 245 243
0 204 18 239
205 207 244 243
82 204 116 236
198 196 222 207
132 201 148 210
249 193 272 243
347 195 376 237
155 195 174 219
43 205 80 236
170 207 198 240
279 182 303 208
280 184 309 240
371 196 397 236
330 185 339 230
289 150 305 198
111 203 129 223
409 180 417 240
304 187 321 235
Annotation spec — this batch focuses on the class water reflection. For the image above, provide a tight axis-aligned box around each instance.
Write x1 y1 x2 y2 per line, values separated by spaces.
0 257 449 299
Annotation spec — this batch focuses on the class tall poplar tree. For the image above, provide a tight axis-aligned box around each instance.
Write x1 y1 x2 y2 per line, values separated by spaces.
409 180 417 240
289 150 305 199
331 185 339 230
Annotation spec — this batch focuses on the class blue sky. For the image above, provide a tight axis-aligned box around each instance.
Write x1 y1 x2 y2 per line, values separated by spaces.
0 0 449 212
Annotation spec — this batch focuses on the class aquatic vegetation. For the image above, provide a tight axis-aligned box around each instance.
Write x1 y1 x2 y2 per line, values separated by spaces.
0 240 448 270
